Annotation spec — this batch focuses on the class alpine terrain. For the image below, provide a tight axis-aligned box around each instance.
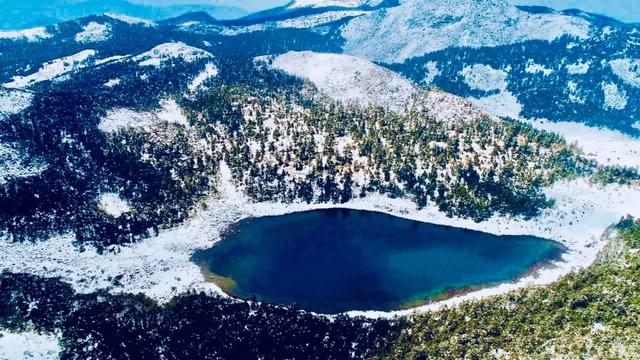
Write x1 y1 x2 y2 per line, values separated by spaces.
0 0 639 359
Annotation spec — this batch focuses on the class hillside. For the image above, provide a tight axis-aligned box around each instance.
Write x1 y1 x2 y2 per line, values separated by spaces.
0 1 639 358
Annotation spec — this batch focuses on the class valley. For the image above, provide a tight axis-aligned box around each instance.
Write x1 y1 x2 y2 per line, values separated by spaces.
0 0 639 358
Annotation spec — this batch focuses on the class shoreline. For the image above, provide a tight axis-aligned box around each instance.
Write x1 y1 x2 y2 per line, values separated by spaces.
193 207 568 315
2 173 640 319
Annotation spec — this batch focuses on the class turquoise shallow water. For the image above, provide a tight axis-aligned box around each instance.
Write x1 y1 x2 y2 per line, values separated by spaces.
192 208 565 313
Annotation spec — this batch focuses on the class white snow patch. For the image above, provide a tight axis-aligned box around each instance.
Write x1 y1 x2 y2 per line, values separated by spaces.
3 50 97 89
341 0 591 63
289 0 381 8
270 51 416 112
610 58 640 88
529 119 640 169
99 99 188 133
602 82 627 110
104 13 155 27
75 22 111 43
567 81 585 104
95 55 130 65
471 91 522 119
423 61 441 85
188 62 218 92
425 91 484 123
0 90 32 118
0 143 47 185
103 78 121 87
221 10 369 35
525 60 553 76
132 43 212 67
566 61 590 75
98 193 131 217
0 330 60 360
0 27 51 42
461 64 508 92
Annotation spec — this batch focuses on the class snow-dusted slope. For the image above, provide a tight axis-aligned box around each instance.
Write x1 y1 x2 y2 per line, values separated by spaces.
341 0 592 63
269 51 416 112
3 50 97 89
104 13 156 27
0 90 33 118
288 0 383 8
132 42 213 67
268 51 484 122
0 27 52 42
75 21 111 43
0 330 60 360
99 99 189 133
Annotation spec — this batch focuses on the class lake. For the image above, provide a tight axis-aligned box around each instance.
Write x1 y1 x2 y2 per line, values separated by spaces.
192 208 564 313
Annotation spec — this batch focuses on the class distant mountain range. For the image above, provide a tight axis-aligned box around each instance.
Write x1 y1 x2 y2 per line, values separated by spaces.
0 0 248 30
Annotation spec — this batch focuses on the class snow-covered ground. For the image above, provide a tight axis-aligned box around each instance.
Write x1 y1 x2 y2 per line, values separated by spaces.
99 99 188 132
98 193 131 218
0 90 33 118
529 119 640 169
288 0 383 9
461 64 509 92
341 0 591 63
0 27 51 42
75 22 111 43
0 330 60 360
0 143 47 186
132 43 212 67
219 10 370 36
188 63 218 92
269 51 416 112
609 58 640 88
3 50 97 89
104 13 155 27
1 164 639 317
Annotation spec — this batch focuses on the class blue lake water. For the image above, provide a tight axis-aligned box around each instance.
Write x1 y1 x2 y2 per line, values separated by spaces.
192 208 564 313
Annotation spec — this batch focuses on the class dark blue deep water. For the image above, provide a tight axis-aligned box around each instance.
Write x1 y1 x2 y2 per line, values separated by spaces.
192 209 564 313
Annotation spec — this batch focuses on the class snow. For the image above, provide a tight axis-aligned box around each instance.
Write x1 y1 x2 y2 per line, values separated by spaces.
269 51 416 112
0 27 51 42
98 193 131 218
566 61 591 75
0 90 32 118
188 63 218 92
425 91 484 124
602 82 628 110
471 91 523 119
132 43 212 67
99 99 188 133
221 10 369 35
75 22 111 43
610 58 640 88
103 78 121 87
288 0 382 8
341 0 591 63
3 50 97 89
423 61 441 85
529 119 640 169
525 60 553 76
0 330 60 360
461 64 509 92
104 13 155 27
0 143 47 186
567 80 585 104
